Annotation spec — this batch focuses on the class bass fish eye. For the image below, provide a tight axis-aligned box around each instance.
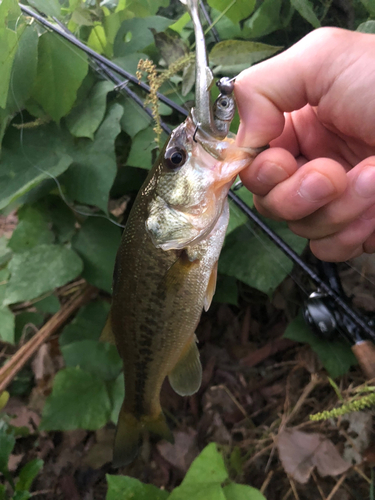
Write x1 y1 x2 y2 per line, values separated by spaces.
165 147 187 170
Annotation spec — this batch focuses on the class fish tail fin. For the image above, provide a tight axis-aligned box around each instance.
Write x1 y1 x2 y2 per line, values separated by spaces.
113 406 173 467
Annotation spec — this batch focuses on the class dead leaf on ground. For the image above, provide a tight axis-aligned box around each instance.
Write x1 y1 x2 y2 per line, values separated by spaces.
8 454 24 472
157 429 198 473
277 427 351 484
5 397 40 433
340 411 373 464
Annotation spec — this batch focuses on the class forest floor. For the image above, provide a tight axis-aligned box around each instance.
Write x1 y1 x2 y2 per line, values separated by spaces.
1 213 375 500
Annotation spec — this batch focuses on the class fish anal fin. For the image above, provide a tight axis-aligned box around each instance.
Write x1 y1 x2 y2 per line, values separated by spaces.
113 406 173 467
204 261 218 312
168 336 202 396
100 314 116 345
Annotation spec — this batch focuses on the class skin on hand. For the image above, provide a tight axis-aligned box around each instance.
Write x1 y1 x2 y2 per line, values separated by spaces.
234 27 375 262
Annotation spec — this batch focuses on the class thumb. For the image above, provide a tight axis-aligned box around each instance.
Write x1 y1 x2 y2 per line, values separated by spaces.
234 27 364 148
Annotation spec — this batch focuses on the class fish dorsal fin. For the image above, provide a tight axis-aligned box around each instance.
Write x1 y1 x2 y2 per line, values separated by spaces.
168 336 202 396
204 261 218 312
100 314 116 345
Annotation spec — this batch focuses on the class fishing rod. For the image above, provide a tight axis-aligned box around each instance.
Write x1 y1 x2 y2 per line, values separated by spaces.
19 4 375 360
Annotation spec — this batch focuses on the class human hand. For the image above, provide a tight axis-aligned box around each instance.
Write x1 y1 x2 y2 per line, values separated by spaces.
234 27 375 262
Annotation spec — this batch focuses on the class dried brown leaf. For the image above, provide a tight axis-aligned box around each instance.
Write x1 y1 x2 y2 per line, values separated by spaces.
157 429 198 472
5 397 40 433
277 428 351 484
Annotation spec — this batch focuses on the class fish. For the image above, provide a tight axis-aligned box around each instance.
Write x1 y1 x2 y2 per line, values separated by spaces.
103 0 263 467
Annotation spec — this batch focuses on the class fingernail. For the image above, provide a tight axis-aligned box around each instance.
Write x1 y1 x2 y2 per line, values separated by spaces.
257 162 289 186
298 172 336 202
355 167 375 197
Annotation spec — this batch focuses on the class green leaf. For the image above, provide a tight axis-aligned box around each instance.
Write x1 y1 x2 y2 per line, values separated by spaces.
210 40 282 75
0 306 15 344
223 484 266 500
72 218 121 293
108 373 125 423
59 300 110 346
62 340 122 381
15 312 44 344
33 294 60 314
120 97 151 138
63 103 123 212
106 474 169 500
0 25 24 109
360 0 375 16
15 458 44 492
284 315 358 378
214 274 238 306
357 20 375 33
113 16 172 57
290 0 320 28
208 0 256 23
31 32 89 122
12 492 31 500
66 80 114 139
4 244 83 305
87 24 107 55
169 443 228 500
219 222 307 295
8 204 54 253
44 196 76 244
0 236 12 266
0 124 73 210
40 367 111 431
28 0 61 18
6 25 39 114
0 0 21 27
0 420 15 476
243 0 282 38
127 126 167 169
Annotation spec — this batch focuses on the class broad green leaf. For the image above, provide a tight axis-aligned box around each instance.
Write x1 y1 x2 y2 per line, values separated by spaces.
63 103 123 213
72 218 121 293
43 195 76 244
66 81 114 139
15 312 44 344
212 8 243 40
127 0 170 17
31 32 88 122
120 97 151 138
15 458 44 492
33 294 60 314
169 12 190 33
0 124 73 210
12 491 31 500
87 24 107 55
0 0 21 27
210 40 281 75
106 474 169 500
108 373 125 423
360 0 375 16
0 236 12 266
208 0 256 23
62 340 122 381
219 222 307 295
0 306 15 344
0 25 24 109
243 0 282 38
284 315 357 378
59 300 110 346
28 0 61 18
0 484 5 500
357 20 375 33
113 52 148 76
214 274 238 306
40 367 111 430
113 16 172 57
152 29 188 66
0 391 9 411
0 420 15 476
169 443 228 500
127 126 167 169
290 0 320 28
4 244 83 305
8 204 54 253
6 25 38 113
223 484 266 500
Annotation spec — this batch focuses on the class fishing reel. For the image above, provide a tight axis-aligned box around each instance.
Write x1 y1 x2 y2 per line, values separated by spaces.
303 290 339 340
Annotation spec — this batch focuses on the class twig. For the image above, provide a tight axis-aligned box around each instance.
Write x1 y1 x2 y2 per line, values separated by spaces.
312 470 327 500
0 284 96 393
260 470 274 494
325 472 348 500
243 442 274 468
281 373 321 429
281 488 292 500
288 475 300 500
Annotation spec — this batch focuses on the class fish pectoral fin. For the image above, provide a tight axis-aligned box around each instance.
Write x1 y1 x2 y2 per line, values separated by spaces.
113 406 173 468
204 261 218 312
100 314 116 345
163 251 198 292
168 336 202 396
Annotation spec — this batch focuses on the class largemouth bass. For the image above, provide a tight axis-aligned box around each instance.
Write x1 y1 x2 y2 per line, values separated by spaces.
105 0 262 467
